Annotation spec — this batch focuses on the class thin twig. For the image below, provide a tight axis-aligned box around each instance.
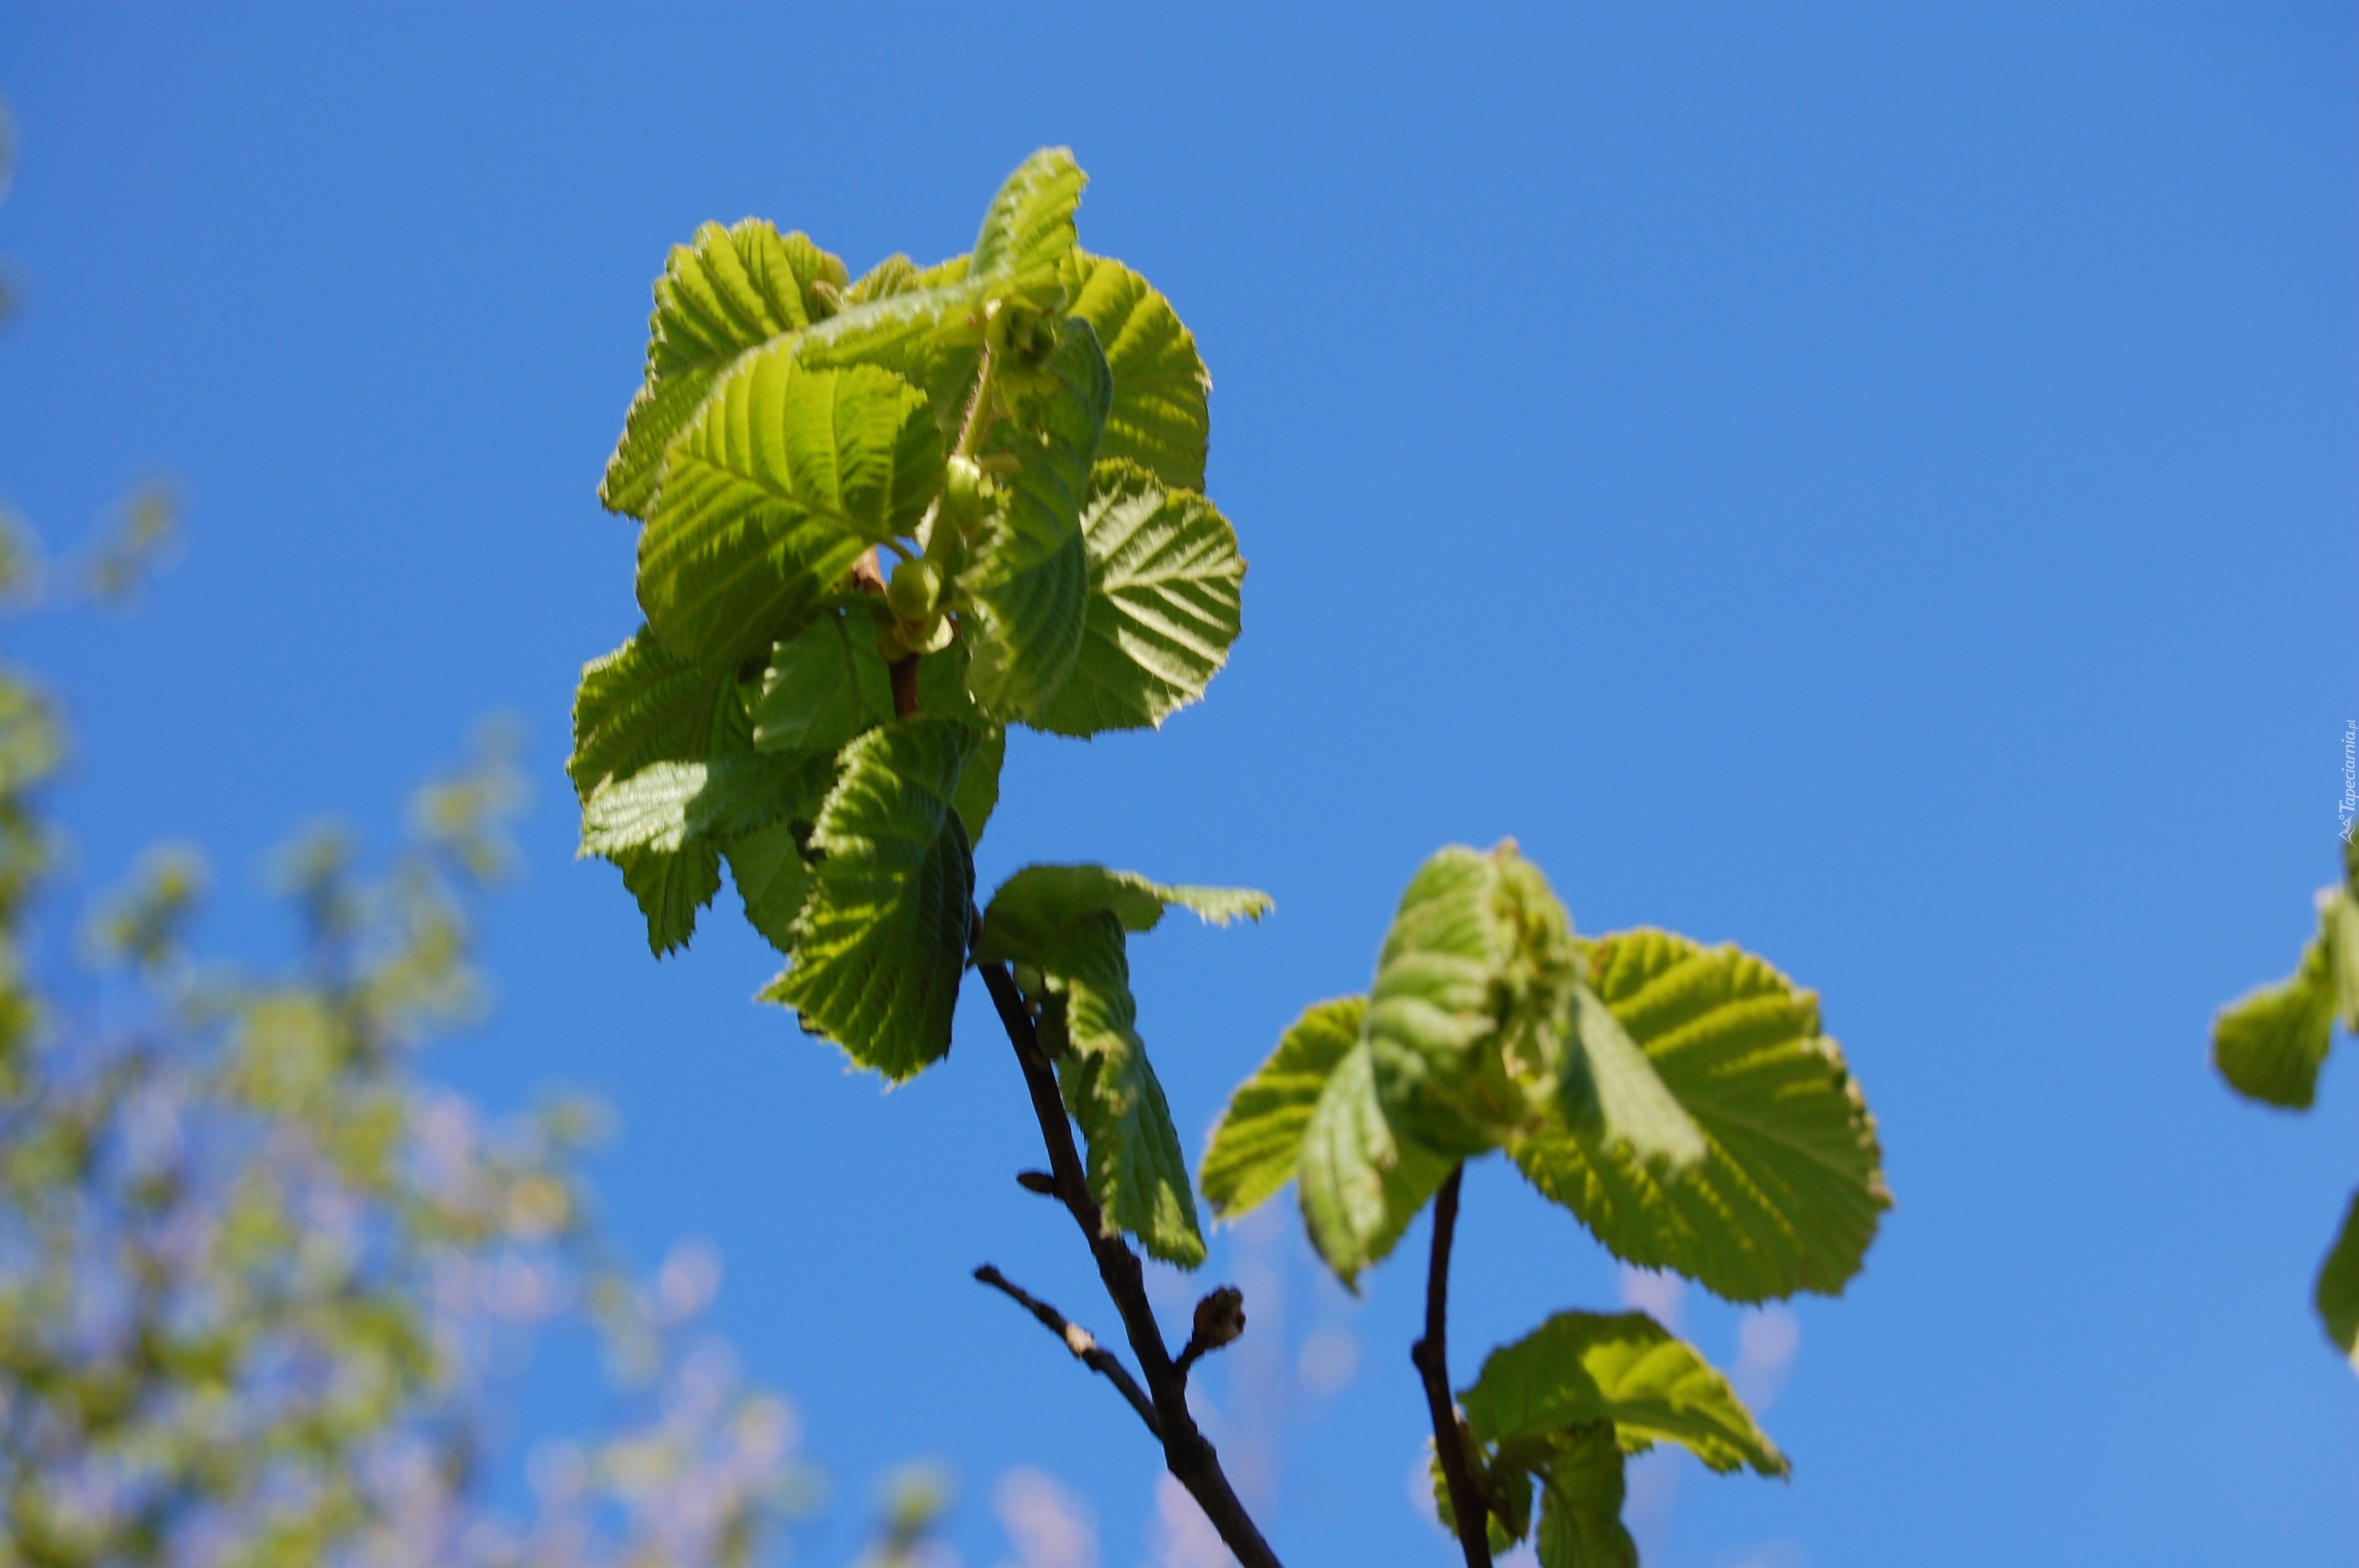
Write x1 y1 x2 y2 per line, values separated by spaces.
1413 1163 1492 1568
972 1264 1161 1438
972 949 1283 1568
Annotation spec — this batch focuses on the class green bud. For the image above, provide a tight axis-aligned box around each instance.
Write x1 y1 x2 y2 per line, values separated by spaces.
887 557 941 624
941 456 991 529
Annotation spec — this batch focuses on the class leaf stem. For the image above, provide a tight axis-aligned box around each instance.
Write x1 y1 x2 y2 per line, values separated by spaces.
1415 1163 1493 1568
972 949 1283 1568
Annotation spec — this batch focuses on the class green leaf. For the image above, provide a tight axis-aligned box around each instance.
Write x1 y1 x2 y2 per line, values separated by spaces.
1060 252 1212 492
1296 1042 1454 1288
1030 463 1245 737
567 626 729 803
725 818 813 953
580 750 830 957
960 318 1110 722
764 717 979 1080
752 611 894 756
638 351 940 667
969 148 1085 286
1562 983 1707 1178
1040 913 1205 1267
1461 1310 1787 1477
844 253 921 305
1532 1426 1638 1568
1512 928 1889 1302
2328 887 2359 1034
602 221 847 517
2318 1187 2359 1370
2212 907 2341 1110
974 862 1270 968
1201 996 1362 1221
794 274 987 446
1365 844 1571 1158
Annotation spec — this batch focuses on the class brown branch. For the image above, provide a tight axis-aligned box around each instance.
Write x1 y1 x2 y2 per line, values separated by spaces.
972 1264 1161 1439
889 654 920 720
1413 1163 1492 1568
972 953 1283 1568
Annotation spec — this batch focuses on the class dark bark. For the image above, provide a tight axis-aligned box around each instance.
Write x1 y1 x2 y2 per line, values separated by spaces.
1412 1163 1492 1568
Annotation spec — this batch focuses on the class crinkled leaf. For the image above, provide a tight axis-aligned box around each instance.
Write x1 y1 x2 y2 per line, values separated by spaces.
1562 983 1706 1177
725 818 813 953
765 718 977 1080
1041 914 1205 1267
568 626 731 802
1462 1310 1786 1477
1202 996 1362 1220
638 353 940 666
602 221 845 517
844 253 921 305
969 148 1085 286
1297 1043 1453 1289
2212 909 2340 1110
1061 252 1210 492
2318 1187 2359 1370
2327 887 2359 1034
1513 929 1888 1303
960 318 1108 721
1031 463 1245 737
975 862 1270 968
1365 844 1567 1158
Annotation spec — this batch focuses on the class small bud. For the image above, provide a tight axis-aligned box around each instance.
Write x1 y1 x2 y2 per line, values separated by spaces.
887 557 941 624
1191 1285 1246 1352
941 456 991 529
1016 1170 1056 1196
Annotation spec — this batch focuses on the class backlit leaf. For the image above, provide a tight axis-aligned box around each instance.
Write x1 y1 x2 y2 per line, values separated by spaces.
1296 1042 1453 1289
1031 463 1245 737
638 354 940 667
1562 984 1706 1178
602 221 846 517
1461 1310 1786 1477
725 818 813 954
969 148 1085 287
2318 1188 2359 1370
751 610 894 757
1532 1426 1638 1568
1061 252 1211 492
1201 996 1362 1221
566 626 729 803
1513 929 1888 1302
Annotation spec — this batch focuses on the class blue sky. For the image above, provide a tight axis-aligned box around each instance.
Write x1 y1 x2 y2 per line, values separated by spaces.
2 5 2354 1564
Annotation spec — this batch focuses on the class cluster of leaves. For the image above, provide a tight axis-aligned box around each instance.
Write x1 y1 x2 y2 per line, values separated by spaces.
572 149 1259 1268
2211 834 2359 1368
0 693 809 1568
1204 843 1888 1564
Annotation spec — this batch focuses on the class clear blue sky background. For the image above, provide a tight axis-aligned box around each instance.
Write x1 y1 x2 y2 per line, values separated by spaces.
2 6 2354 1565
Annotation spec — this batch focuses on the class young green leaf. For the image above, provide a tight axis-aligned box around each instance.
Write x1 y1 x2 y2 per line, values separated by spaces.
1513 929 1888 1303
1040 913 1207 1268
1460 1310 1787 1477
2318 1187 2359 1369
969 147 1085 288
1364 844 1565 1158
638 352 940 667
602 221 847 517
1296 1043 1454 1288
975 862 1270 968
1030 463 1246 738
567 626 729 802
764 717 979 1080
2212 908 2341 1110
960 318 1110 722
1202 996 1363 1221
1061 252 1212 492
844 253 921 305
